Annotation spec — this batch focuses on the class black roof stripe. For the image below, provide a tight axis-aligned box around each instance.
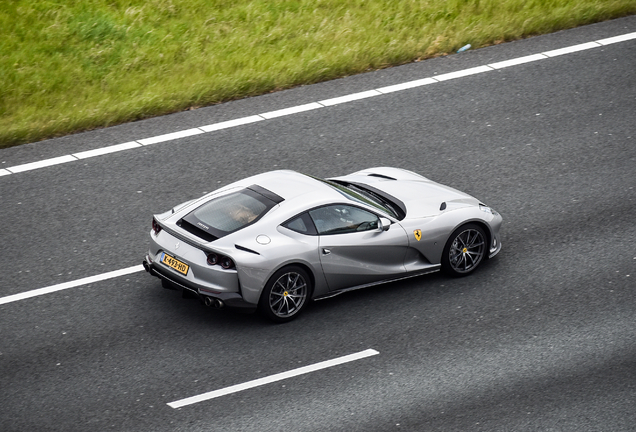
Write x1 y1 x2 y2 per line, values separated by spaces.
247 184 285 204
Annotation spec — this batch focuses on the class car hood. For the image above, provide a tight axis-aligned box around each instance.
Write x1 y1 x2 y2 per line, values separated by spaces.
332 167 480 218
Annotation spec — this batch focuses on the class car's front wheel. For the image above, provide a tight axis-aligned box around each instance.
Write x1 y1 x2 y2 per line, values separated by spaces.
259 266 311 323
441 223 487 276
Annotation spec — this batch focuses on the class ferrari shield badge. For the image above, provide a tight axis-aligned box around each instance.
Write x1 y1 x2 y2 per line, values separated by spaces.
414 229 422 241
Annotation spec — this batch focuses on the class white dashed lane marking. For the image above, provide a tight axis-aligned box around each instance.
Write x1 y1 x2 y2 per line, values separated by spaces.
167 349 380 408
0 265 144 306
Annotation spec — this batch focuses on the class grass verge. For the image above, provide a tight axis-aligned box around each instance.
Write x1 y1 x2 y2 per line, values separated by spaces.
1 0 635 149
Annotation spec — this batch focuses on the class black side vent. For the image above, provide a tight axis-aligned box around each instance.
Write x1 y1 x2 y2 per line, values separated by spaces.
440 202 447 211
367 173 397 180
177 219 218 242
235 244 260 255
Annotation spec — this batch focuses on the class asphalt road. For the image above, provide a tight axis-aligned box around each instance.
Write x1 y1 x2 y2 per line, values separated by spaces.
1 16 635 432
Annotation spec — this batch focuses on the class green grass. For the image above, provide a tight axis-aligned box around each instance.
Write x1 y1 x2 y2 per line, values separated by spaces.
1 0 635 148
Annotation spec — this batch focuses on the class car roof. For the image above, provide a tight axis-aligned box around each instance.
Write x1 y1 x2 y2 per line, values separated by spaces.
245 170 341 202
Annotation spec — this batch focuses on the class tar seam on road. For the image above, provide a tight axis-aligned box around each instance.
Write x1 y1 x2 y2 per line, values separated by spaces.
167 349 380 408
1 32 634 178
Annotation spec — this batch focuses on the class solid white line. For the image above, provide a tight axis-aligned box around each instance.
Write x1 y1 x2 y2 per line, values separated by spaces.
73 141 142 159
434 65 494 81
0 265 144 306
597 32 636 45
488 53 548 69
2 31 635 176
542 41 601 57
138 128 205 145
167 348 380 408
319 90 382 106
259 102 324 119
376 77 438 94
7 155 78 173
199 115 265 132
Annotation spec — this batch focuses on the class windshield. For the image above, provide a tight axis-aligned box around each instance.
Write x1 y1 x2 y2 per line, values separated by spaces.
312 176 401 219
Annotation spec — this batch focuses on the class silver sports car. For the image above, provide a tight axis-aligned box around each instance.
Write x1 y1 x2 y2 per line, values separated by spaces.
143 167 502 322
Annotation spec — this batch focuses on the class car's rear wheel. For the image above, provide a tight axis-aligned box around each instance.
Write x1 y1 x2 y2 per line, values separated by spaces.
259 266 311 323
442 223 487 276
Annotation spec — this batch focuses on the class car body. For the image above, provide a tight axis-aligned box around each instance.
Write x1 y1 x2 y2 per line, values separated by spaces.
143 167 502 322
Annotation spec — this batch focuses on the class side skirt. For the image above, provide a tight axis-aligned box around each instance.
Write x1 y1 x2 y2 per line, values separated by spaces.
313 266 441 301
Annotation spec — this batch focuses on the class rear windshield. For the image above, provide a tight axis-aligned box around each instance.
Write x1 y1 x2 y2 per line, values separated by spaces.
180 187 280 240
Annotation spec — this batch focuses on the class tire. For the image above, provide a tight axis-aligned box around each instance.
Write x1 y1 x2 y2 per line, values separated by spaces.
441 223 487 277
259 266 311 323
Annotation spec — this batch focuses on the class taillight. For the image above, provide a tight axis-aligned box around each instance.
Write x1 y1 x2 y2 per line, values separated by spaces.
206 252 235 269
206 253 218 265
220 256 235 269
152 218 161 235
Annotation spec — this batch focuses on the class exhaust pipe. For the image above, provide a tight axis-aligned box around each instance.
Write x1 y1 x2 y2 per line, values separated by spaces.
203 297 224 308
142 260 150 272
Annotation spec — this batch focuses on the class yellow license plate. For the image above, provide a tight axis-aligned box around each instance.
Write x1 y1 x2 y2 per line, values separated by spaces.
161 253 189 275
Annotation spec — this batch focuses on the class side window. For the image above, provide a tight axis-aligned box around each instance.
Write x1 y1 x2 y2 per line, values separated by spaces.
309 205 379 235
282 212 317 235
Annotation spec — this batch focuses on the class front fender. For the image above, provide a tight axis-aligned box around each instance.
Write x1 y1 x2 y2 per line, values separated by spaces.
400 206 502 266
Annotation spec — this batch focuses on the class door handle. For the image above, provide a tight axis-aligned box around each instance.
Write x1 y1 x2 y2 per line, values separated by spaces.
322 248 331 255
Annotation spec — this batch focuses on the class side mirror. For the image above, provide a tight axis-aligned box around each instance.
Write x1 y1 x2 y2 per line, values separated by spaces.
378 217 391 232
